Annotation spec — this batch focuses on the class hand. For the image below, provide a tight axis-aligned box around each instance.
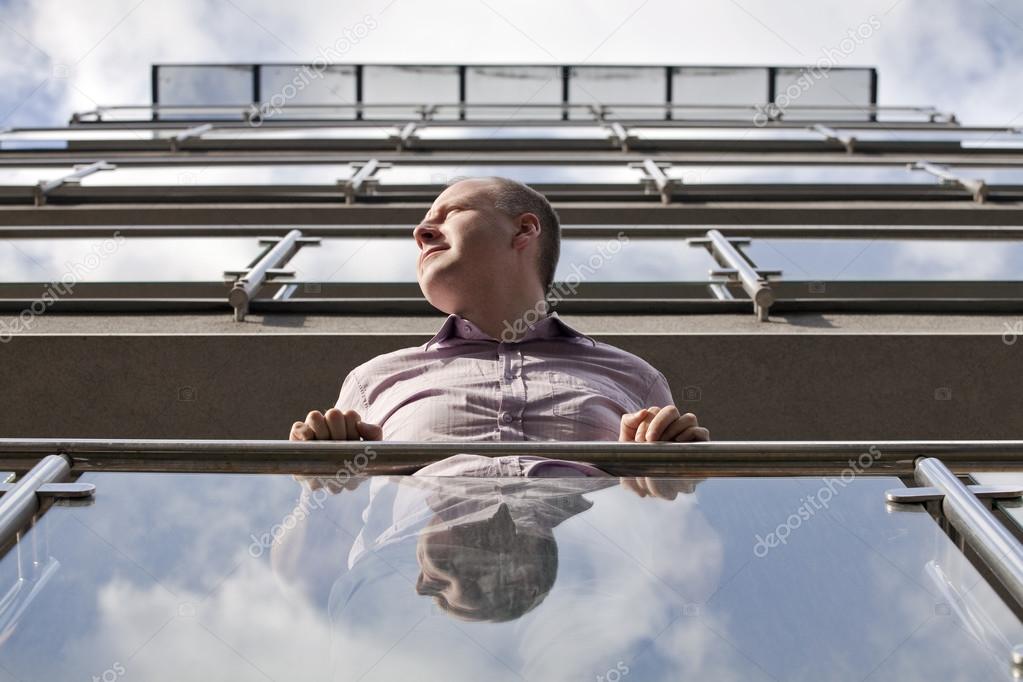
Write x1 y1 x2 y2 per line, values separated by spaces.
620 477 702 500
619 406 709 443
293 474 365 495
289 408 383 441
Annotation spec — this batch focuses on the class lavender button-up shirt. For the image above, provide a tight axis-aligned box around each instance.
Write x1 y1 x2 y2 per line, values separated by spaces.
335 313 673 441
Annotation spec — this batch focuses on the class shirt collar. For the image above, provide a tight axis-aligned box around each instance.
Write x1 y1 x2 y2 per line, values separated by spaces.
424 312 597 349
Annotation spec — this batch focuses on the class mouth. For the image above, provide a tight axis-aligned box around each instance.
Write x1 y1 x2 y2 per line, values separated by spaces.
421 246 449 264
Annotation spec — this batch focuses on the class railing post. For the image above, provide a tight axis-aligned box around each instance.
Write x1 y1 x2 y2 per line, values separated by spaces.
0 455 70 549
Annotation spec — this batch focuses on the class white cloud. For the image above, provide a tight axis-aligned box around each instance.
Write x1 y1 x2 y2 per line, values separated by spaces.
0 0 1020 126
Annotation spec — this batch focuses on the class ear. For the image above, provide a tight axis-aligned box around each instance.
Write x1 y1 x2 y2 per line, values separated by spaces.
510 212 541 252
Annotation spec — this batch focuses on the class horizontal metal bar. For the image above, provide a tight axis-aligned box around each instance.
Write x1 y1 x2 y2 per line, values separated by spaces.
4 202 1023 227
916 457 1023 609
0 439 1021 476
0 455 70 549
3 224 1023 239
886 483 1023 504
0 482 95 498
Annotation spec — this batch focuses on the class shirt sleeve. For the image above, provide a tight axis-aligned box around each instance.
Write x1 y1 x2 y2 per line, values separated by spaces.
336 369 370 413
641 369 675 407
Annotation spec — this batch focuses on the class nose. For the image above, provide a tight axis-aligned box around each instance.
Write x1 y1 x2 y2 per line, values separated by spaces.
413 222 440 250
416 571 448 596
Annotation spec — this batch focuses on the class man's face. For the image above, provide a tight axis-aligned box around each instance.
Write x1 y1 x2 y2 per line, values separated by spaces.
412 179 520 313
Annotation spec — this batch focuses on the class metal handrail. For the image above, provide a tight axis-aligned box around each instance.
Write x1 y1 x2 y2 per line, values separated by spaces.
1 439 1022 475
68 102 952 124
0 455 70 548
915 457 1023 609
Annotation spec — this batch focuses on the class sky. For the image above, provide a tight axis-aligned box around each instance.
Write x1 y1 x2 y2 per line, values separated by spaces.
1 0 1022 285
1 0 1022 128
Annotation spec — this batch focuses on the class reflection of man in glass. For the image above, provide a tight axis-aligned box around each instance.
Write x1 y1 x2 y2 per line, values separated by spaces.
279 456 700 625
289 177 709 450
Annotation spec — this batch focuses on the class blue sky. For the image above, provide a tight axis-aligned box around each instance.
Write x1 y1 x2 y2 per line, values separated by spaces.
2 0 1022 284
1 0 1021 128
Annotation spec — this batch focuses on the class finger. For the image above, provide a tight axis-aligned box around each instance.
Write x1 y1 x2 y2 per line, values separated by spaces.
620 477 648 497
619 409 649 441
290 421 308 441
306 411 330 440
673 425 711 442
660 412 699 441
645 405 680 442
356 420 383 440
293 474 320 491
635 417 650 442
342 410 361 441
645 478 680 501
636 407 659 442
324 408 348 440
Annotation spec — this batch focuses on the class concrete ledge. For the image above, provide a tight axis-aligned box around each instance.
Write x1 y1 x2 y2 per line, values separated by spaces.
1 331 1019 441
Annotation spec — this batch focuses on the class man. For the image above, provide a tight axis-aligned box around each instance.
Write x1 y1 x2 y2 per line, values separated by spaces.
290 176 709 450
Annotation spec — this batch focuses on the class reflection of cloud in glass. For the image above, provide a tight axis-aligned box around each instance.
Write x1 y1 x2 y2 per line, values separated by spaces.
3 475 1023 680
0 238 258 281
747 239 1023 280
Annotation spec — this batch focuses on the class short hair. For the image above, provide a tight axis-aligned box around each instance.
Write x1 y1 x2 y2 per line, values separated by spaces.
471 177 562 292
418 517 559 623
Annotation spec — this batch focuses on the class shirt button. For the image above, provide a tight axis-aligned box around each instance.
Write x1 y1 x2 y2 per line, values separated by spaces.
501 413 513 423
463 325 472 334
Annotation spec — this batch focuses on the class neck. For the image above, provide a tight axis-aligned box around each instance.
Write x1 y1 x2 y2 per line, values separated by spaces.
455 283 547 343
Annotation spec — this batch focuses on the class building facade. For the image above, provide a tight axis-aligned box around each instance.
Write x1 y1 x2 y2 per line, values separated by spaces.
0 64 1022 679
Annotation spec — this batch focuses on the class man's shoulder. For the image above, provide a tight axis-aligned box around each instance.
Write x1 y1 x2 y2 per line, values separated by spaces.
585 338 664 378
347 342 432 379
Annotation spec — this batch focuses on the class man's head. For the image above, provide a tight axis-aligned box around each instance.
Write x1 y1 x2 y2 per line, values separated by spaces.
415 502 559 622
413 177 561 314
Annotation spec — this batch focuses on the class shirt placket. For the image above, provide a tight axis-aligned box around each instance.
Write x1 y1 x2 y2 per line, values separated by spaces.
496 341 526 440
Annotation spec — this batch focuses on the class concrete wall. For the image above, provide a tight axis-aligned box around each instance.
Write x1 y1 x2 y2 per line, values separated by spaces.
2 333 1020 441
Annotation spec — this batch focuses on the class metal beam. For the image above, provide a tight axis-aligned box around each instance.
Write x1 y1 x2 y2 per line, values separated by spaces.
3 224 1023 239
4 201 1023 226
0 439 1022 476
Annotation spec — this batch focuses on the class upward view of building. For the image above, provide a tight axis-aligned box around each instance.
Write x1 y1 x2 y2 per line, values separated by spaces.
0 63 1022 680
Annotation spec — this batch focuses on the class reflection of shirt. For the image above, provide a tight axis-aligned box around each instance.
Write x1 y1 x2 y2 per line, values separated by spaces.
336 313 674 441
347 454 612 569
